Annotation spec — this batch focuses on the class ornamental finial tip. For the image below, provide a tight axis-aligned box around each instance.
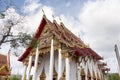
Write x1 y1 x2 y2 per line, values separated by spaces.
59 17 62 23
52 14 55 20
42 9 45 15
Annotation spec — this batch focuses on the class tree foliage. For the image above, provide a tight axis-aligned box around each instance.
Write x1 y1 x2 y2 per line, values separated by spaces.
0 0 33 56
9 75 21 80
107 73 119 80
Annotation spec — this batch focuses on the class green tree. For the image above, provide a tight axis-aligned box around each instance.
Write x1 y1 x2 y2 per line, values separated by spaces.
9 75 21 80
107 73 119 80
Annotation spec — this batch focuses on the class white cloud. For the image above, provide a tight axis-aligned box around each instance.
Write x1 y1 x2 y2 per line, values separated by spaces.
58 14 81 36
22 1 55 34
23 0 41 14
79 0 120 72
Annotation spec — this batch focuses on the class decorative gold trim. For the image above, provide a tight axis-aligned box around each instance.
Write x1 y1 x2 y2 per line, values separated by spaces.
42 9 45 15
80 67 85 76
40 67 46 79
62 52 70 58
60 67 66 80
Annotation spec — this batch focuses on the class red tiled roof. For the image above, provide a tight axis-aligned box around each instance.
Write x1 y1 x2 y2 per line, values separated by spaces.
18 15 102 61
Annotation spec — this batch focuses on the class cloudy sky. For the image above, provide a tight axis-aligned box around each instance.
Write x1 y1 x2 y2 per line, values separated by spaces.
0 0 120 74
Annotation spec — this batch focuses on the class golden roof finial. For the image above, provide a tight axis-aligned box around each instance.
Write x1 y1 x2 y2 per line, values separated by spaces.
52 14 56 23
59 17 62 22
59 17 62 23
52 14 55 20
59 17 64 25
86 43 90 48
42 9 45 15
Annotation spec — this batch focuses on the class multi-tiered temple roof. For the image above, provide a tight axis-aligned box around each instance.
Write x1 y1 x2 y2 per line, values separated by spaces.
18 15 103 61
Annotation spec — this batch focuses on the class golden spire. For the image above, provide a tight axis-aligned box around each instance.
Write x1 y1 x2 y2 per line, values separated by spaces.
40 67 46 78
59 17 62 22
59 17 63 24
42 9 45 15
52 14 55 20
52 14 56 23
86 43 90 48
59 16 64 26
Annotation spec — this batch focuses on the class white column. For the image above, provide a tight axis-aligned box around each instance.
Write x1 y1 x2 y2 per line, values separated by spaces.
66 57 70 80
22 65 27 80
85 63 88 80
33 47 39 80
58 48 62 80
49 39 54 80
26 56 32 80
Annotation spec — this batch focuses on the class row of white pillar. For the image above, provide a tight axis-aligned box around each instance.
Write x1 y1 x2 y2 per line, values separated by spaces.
22 39 70 80
79 57 103 80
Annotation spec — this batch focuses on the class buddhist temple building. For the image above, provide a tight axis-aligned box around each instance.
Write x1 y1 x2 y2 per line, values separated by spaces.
18 14 110 80
0 53 11 79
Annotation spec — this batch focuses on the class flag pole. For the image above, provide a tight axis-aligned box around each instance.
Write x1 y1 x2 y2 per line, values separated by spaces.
114 44 120 79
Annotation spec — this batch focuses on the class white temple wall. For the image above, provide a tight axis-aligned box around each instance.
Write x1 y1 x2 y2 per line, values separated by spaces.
32 52 105 80
70 58 77 80
86 57 93 80
36 53 47 80
54 52 58 73
35 50 67 80
85 62 88 80
44 53 50 80
88 58 93 75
